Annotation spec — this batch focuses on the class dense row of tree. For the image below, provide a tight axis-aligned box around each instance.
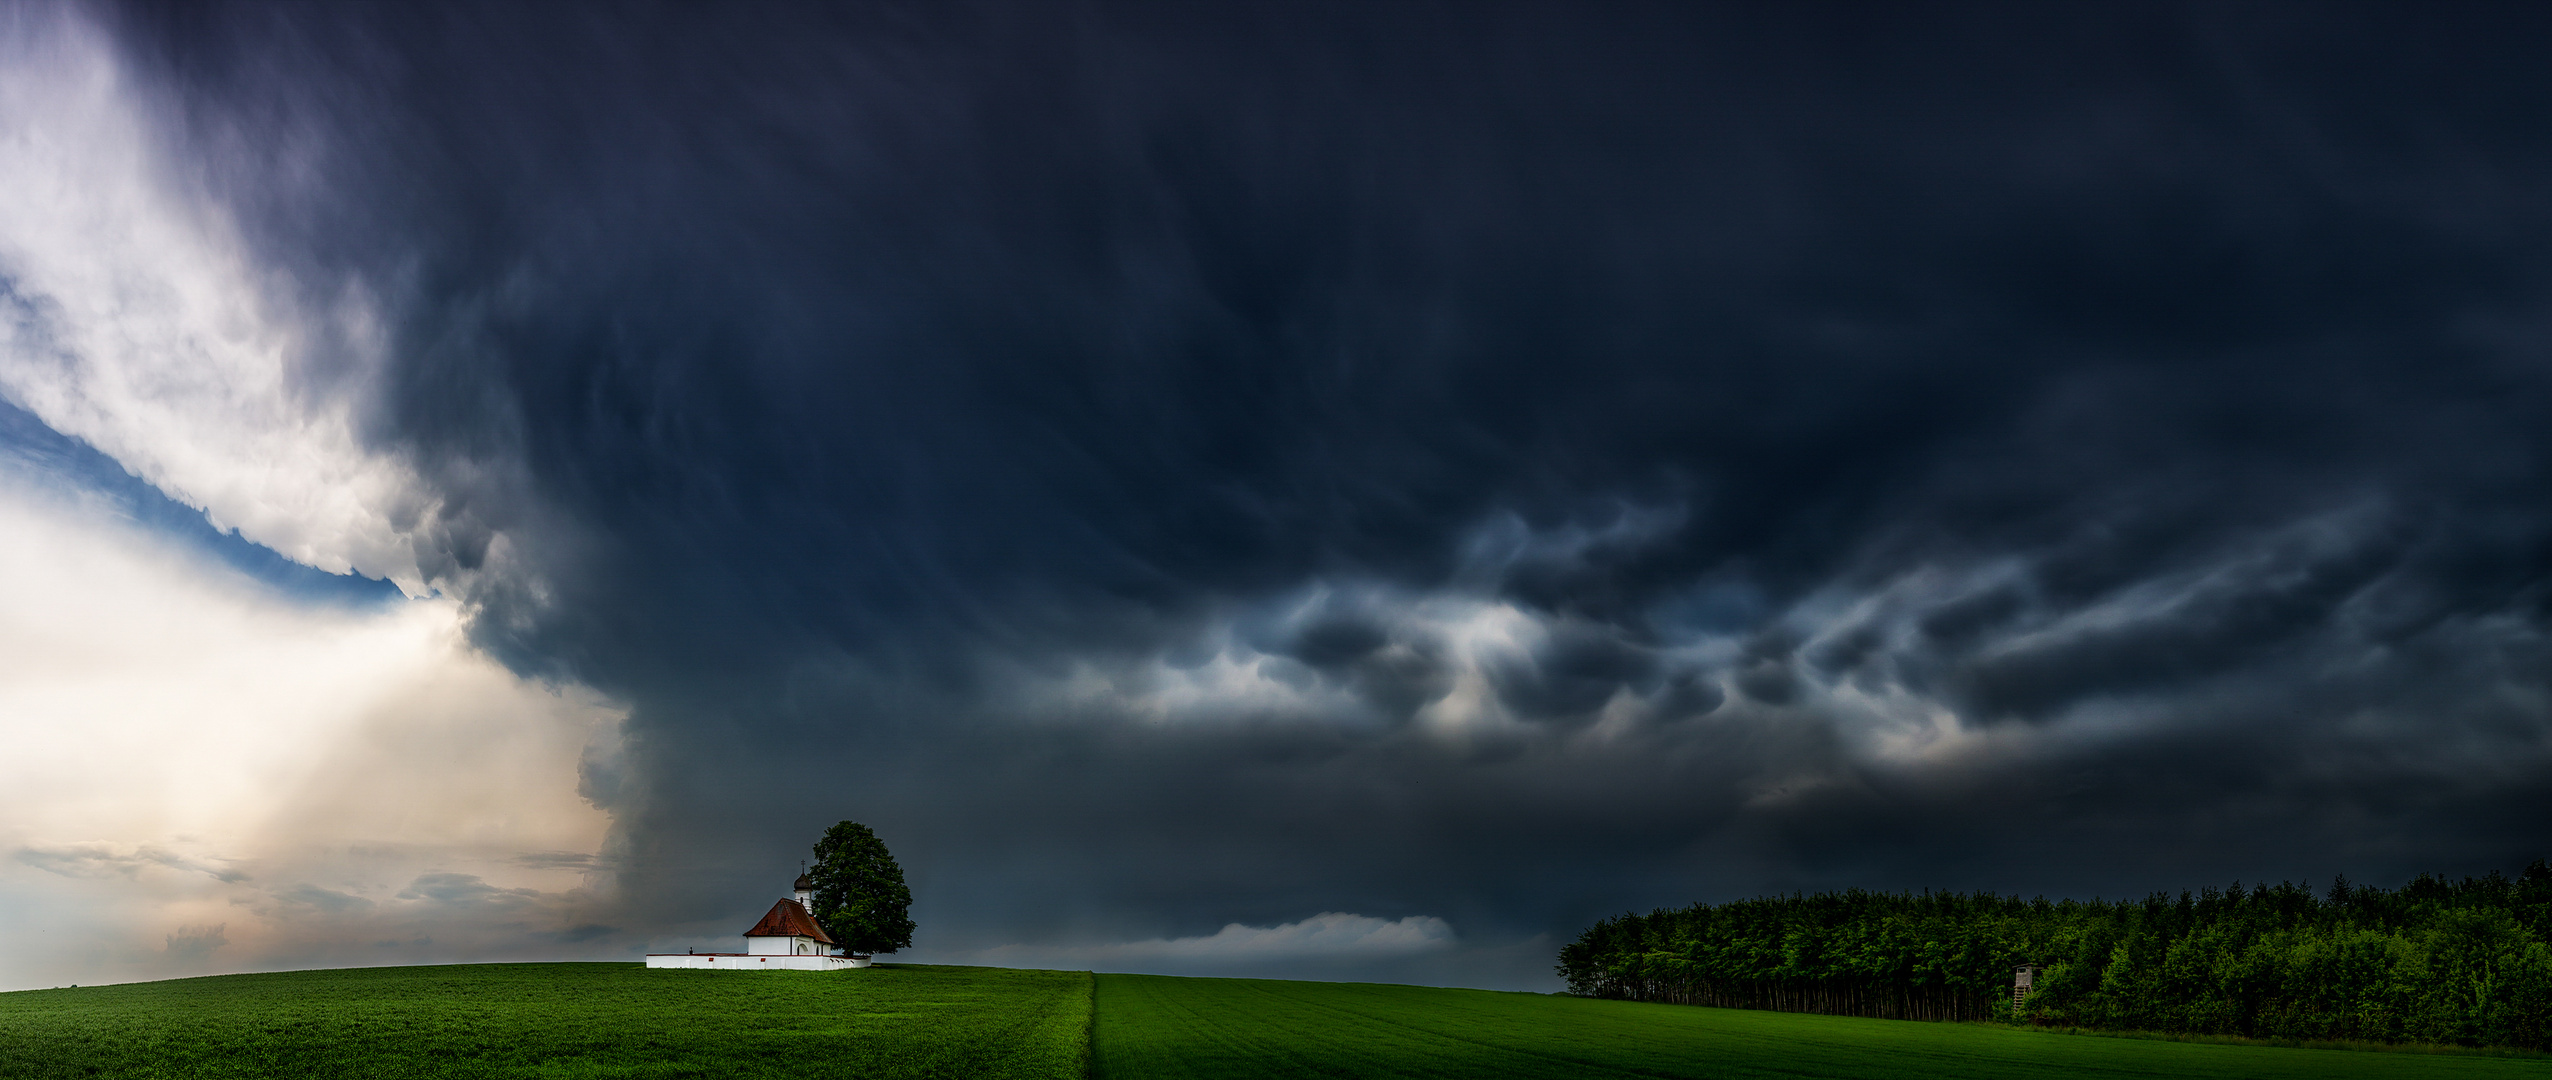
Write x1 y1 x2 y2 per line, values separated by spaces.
1557 861 2552 1049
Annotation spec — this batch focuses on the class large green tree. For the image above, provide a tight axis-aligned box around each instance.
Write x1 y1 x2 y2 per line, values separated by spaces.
807 820 915 954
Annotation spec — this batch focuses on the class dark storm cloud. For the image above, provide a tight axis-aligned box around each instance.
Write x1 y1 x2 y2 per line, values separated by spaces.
109 1 2552 984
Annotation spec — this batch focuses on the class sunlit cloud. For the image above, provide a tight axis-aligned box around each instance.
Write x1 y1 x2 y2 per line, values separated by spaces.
0 466 622 989
0 2 444 592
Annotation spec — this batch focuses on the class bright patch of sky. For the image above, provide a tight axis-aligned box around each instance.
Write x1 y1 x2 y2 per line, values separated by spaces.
0 5 618 990
0 461 622 990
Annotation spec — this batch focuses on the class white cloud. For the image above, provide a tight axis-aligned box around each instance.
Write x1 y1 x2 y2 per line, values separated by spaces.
0 3 442 592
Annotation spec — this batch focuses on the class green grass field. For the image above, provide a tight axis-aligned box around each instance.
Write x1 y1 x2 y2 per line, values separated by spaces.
1089 974 2545 1080
4 964 2544 1078
0 963 1088 1079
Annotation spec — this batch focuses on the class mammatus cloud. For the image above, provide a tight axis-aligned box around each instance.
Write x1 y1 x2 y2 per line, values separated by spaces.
988 496 2546 793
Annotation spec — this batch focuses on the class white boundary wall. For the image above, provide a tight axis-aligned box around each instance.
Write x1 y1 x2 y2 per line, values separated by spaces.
645 953 871 971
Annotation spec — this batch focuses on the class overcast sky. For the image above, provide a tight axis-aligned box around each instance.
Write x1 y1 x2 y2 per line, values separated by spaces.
4 0 2549 992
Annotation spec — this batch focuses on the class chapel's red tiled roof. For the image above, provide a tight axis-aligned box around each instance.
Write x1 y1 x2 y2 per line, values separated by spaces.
743 898 835 944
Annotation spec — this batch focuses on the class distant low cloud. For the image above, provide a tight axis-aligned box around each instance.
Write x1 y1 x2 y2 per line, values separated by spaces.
975 912 1456 971
396 873 541 908
14 841 248 884
164 923 227 961
1121 913 1457 960
272 884 374 915
512 851 601 871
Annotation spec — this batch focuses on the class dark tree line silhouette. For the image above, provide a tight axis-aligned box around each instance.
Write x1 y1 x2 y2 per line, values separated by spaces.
1558 861 2552 1049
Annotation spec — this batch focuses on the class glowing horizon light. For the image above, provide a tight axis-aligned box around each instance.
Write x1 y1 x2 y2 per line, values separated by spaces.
0 467 622 990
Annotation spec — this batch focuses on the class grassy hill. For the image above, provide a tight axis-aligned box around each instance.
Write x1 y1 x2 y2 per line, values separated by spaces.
0 963 1086 1079
1092 974 2547 1078
3 963 2544 1078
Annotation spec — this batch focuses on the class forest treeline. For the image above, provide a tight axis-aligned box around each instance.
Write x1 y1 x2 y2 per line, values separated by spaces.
1557 861 2552 1049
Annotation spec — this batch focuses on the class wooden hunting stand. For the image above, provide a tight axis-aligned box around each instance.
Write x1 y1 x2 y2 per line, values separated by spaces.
2012 965 2040 1008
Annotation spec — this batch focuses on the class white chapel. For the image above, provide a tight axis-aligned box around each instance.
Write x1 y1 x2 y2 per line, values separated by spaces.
645 874 872 970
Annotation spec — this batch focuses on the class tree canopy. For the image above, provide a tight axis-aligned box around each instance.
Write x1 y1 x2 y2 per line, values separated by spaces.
1559 861 2552 1050
807 820 915 955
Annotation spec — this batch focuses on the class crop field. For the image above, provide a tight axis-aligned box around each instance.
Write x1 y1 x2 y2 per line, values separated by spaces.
0 963 1088 1079
1089 973 2550 1080
5 963 2546 1078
